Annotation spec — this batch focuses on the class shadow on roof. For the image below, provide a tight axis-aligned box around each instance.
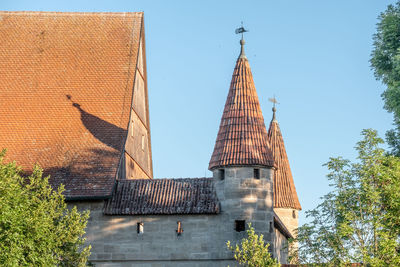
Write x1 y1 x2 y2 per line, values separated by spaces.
66 94 127 152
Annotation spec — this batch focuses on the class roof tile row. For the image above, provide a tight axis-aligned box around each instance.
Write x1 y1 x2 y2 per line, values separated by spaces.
104 178 220 215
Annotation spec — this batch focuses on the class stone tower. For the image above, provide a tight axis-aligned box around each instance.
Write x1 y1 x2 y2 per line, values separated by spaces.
267 106 302 237
209 36 277 247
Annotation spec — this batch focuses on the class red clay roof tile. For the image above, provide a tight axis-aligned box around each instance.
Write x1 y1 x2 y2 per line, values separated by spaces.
0 11 143 199
209 46 274 170
267 110 301 210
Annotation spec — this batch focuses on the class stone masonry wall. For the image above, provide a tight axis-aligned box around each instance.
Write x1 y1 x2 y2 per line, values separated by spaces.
213 167 275 251
70 166 279 266
73 201 236 266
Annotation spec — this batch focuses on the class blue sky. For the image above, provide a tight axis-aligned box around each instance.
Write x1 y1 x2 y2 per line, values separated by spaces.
2 0 397 225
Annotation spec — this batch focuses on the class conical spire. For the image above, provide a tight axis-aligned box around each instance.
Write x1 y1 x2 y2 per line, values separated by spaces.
209 40 274 170
267 108 301 210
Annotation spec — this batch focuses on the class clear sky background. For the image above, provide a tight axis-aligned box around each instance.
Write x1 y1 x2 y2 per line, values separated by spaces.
2 0 397 225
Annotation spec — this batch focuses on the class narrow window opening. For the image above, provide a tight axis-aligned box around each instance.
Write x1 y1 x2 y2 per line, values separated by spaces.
131 120 134 137
254 168 260 179
269 221 273 233
292 210 296 219
137 222 144 234
235 220 245 232
141 135 145 150
176 221 183 236
219 169 225 180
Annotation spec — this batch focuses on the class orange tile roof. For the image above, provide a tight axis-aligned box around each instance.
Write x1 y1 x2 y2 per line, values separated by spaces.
267 110 301 210
209 43 274 170
0 11 143 199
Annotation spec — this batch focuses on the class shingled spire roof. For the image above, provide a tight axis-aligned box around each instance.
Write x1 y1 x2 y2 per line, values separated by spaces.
267 107 301 210
209 38 274 170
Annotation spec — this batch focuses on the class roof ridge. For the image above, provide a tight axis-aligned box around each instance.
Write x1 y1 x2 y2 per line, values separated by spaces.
0 11 144 17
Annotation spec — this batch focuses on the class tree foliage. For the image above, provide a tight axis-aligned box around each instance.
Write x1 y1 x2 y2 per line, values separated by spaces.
227 224 280 267
290 129 400 266
371 1 400 156
0 150 91 266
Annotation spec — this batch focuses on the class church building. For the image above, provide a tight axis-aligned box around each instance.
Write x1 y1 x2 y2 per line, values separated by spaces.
0 11 301 266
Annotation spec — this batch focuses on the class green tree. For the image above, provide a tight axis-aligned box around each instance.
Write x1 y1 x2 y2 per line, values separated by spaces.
0 150 91 266
227 224 280 267
371 1 400 156
290 129 400 266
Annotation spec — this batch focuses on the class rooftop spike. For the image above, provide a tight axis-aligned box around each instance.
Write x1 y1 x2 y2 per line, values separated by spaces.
268 96 279 122
239 38 246 59
235 23 248 59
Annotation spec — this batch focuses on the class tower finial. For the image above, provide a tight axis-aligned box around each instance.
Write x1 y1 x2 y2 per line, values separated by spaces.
235 22 248 59
268 96 279 122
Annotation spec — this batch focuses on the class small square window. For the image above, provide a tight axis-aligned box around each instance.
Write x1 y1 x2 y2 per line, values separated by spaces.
235 220 245 232
254 168 260 179
292 210 296 219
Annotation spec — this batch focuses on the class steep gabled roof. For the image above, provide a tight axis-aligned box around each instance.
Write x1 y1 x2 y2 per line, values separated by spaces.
267 108 301 210
209 40 274 170
103 178 220 215
0 11 144 199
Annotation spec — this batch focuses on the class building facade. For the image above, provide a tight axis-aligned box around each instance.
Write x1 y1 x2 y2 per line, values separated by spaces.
0 11 301 266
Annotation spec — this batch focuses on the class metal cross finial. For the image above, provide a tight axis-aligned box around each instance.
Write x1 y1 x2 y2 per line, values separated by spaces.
268 96 279 121
268 96 279 108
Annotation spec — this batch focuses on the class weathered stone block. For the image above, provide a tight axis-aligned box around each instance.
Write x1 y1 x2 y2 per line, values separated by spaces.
224 168 236 179
104 244 119 253
236 168 253 179
96 253 112 260
251 189 269 199
252 212 267 221
225 188 251 199
111 253 126 260
253 221 269 232
240 178 261 188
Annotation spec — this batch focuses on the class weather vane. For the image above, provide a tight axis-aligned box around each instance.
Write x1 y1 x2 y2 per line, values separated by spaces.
268 95 279 108
235 21 248 39
269 96 279 121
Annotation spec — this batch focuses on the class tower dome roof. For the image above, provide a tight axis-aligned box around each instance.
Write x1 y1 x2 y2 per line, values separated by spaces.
209 41 274 170
267 109 301 210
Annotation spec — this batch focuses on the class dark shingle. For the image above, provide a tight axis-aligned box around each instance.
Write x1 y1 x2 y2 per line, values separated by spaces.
104 178 220 215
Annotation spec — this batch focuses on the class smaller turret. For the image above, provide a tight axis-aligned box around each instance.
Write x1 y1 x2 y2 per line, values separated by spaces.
267 103 301 238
